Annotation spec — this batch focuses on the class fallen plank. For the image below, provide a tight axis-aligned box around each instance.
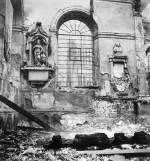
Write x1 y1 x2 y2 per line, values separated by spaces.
78 149 150 157
0 95 54 131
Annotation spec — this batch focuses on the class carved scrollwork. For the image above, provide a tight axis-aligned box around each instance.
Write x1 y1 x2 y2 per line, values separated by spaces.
111 75 131 93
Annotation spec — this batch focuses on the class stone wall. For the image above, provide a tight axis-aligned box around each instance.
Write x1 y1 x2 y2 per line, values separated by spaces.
47 0 139 97
15 88 143 135
94 0 134 33
22 0 147 97
0 0 15 102
0 0 24 130
15 0 146 133
0 0 149 133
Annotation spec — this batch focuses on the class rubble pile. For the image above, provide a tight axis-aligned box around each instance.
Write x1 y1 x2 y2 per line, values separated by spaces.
0 130 149 161
0 130 34 160
5 147 150 161
109 120 144 135
60 115 145 135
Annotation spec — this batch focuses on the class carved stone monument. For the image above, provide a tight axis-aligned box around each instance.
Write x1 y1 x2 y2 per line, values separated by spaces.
21 22 55 88
109 42 130 96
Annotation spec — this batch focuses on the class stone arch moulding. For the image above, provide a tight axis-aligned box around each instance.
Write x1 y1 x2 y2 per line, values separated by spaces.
50 6 100 87
145 45 150 55
50 6 98 35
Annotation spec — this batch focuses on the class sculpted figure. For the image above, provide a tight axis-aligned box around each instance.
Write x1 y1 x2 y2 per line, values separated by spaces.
113 42 123 55
26 22 49 67
33 45 43 66
32 38 47 66
40 51 47 66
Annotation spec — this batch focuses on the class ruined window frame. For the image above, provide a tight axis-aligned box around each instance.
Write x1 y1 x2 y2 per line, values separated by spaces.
57 20 94 87
147 53 150 72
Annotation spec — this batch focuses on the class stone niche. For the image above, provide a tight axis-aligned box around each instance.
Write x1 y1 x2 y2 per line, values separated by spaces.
21 22 54 88
109 42 130 96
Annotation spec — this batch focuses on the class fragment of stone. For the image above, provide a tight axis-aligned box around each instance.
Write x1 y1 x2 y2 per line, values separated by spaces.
121 144 133 149
22 147 35 155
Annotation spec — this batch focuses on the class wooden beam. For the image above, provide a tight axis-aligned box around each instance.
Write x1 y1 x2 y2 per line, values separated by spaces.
78 149 150 157
0 95 54 131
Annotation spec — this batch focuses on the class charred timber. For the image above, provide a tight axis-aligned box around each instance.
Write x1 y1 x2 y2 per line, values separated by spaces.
43 131 150 151
0 95 53 131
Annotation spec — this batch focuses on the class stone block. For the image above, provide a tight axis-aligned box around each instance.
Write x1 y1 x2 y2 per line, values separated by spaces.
32 92 54 109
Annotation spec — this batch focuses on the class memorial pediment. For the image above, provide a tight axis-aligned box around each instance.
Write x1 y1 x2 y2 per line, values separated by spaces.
109 43 130 96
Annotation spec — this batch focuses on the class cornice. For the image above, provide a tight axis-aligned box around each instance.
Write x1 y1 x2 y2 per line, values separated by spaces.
143 18 150 38
12 25 24 32
95 0 134 5
144 34 150 42
0 11 5 18
142 17 150 26
96 32 135 40
49 28 57 33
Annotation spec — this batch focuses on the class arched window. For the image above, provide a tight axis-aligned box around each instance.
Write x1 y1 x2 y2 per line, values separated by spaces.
146 47 150 72
147 53 150 72
146 47 150 94
57 20 94 87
